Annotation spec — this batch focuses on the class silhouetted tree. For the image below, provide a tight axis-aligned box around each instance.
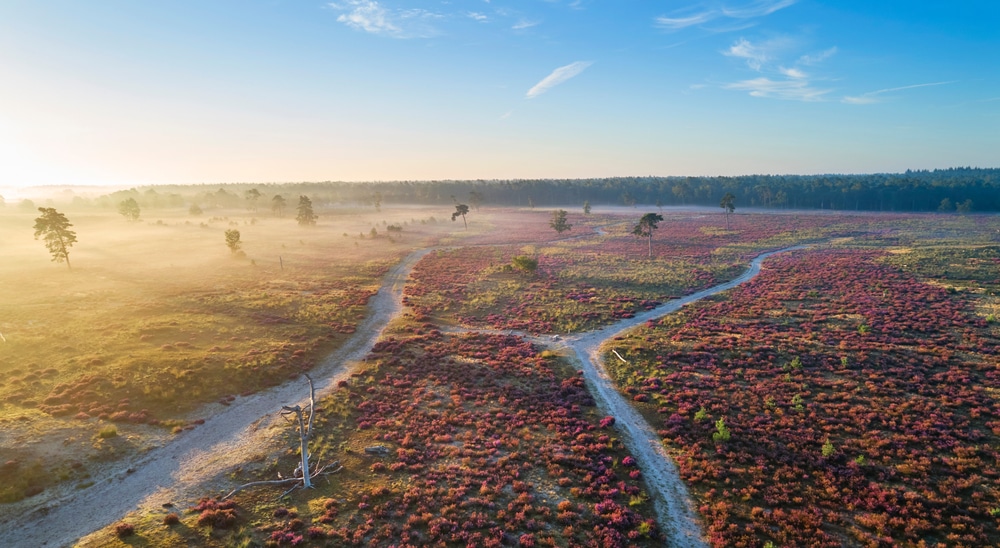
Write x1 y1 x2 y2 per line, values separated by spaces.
117 198 141 221
373 191 382 212
225 229 242 254
583 200 592 215
550 209 572 234
297 196 317 226
33 207 77 268
189 203 203 216
720 192 736 229
452 203 470 229
271 194 286 217
632 212 663 258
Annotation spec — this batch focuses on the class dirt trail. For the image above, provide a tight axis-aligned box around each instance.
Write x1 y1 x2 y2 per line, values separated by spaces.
0 243 807 548
0 249 434 548
558 246 810 547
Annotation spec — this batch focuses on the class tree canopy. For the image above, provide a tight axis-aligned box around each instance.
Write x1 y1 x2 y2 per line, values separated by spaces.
720 192 736 229
632 212 664 258
451 203 470 229
33 207 78 268
550 209 572 234
117 198 141 221
225 229 242 254
296 195 317 226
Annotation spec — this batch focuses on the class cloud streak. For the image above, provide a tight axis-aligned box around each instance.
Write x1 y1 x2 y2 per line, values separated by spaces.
656 0 796 31
725 77 831 101
526 61 593 99
843 81 956 104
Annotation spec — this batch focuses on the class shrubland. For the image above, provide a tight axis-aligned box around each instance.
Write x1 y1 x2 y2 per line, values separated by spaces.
602 228 1000 546
80 319 660 547
7 200 1000 547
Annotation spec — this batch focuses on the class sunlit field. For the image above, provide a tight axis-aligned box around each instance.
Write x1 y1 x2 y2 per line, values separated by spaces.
0 203 454 503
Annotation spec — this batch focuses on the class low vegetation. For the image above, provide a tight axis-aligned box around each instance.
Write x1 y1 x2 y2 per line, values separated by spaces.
604 242 1000 546
82 323 660 547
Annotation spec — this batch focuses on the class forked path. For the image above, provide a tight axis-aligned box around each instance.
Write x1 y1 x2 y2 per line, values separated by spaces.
0 244 806 548
557 245 810 547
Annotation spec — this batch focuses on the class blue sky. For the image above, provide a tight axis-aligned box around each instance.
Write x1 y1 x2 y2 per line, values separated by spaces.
1 0 997 189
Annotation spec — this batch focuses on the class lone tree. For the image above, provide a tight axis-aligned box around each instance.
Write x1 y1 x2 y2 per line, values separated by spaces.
451 203 470 229
720 192 736 229
583 200 592 215
34 207 77 269
117 198 141 221
632 212 663 258
296 195 317 226
550 209 572 234
225 229 242 254
271 194 287 217
373 191 383 212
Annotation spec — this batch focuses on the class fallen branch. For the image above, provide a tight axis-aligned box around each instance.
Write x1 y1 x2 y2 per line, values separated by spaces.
222 460 341 500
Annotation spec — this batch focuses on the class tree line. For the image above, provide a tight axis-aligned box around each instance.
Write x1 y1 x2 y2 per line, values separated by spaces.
11 167 999 214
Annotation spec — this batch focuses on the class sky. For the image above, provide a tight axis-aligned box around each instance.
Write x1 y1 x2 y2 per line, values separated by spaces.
1 0 998 190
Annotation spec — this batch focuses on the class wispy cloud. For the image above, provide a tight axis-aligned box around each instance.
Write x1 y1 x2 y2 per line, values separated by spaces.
725 77 831 101
779 66 806 79
724 37 791 71
467 12 488 22
526 61 593 99
329 1 441 38
656 0 796 31
721 0 797 18
721 39 833 101
512 19 541 30
843 81 956 104
656 10 716 30
799 46 837 65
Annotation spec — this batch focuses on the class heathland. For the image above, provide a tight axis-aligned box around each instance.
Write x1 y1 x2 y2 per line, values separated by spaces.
1 195 998 547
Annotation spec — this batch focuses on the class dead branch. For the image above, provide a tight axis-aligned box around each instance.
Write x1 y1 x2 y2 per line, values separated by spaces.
222 461 341 500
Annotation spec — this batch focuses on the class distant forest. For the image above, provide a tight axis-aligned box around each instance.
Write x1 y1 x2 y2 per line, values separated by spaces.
80 167 1000 213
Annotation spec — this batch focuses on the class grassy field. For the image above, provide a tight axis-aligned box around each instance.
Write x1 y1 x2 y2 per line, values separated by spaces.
0 203 456 503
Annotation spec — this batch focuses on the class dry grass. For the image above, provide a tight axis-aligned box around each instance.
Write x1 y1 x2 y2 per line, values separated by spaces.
0 203 456 502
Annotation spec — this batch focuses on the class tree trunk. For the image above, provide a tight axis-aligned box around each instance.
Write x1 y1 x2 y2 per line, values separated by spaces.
296 409 312 488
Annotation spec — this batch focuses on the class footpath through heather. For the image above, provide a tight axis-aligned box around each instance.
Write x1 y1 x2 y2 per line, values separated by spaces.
0 243 808 548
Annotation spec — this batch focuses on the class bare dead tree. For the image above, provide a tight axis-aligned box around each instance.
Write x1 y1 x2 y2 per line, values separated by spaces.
283 374 317 488
223 374 341 500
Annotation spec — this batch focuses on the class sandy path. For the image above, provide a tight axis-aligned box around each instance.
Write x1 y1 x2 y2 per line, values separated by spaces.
558 245 809 547
0 242 806 548
0 248 434 548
